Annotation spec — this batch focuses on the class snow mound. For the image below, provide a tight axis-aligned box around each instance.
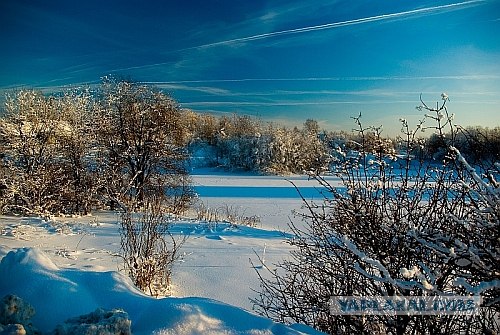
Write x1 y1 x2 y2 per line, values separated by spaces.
0 248 322 335
0 247 58 272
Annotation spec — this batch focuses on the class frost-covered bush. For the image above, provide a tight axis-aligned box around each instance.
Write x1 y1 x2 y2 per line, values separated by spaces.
265 120 330 175
0 323 26 335
0 78 195 215
208 114 272 171
53 308 131 335
215 133 271 171
253 96 499 334
0 294 37 335
0 89 97 215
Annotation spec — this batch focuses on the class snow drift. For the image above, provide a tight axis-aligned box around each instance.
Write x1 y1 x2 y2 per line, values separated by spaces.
0 247 321 335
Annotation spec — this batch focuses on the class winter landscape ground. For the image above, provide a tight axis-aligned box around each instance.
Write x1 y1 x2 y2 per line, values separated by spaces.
0 168 330 334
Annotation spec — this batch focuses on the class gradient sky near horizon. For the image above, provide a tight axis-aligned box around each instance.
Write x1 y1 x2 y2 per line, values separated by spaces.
1 0 499 135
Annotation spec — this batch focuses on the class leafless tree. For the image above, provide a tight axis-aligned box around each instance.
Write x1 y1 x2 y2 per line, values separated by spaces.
94 77 194 212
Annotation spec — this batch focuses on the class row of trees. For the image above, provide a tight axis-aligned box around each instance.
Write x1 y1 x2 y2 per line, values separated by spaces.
425 126 500 163
0 79 339 215
0 78 193 215
2 80 498 216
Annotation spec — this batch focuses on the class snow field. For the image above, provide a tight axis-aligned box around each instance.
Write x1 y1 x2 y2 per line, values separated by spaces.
0 171 324 334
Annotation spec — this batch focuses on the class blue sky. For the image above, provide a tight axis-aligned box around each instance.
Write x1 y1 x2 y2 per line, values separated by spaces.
1 0 499 135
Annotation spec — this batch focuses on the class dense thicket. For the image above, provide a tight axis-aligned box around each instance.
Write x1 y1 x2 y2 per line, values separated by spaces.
0 89 98 214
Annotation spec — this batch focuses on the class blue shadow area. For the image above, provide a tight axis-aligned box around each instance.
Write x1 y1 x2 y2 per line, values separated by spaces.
195 186 329 199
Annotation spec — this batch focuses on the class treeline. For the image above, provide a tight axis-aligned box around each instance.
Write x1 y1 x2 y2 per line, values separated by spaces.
424 127 500 163
186 112 500 172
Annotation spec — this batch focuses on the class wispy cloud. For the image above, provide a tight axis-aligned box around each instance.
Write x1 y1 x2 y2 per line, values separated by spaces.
144 82 231 95
145 74 499 84
104 1 486 75
188 1 484 49
183 98 500 108
183 100 416 107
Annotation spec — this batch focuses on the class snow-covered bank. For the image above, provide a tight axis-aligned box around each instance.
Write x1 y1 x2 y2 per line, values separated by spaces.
0 247 321 334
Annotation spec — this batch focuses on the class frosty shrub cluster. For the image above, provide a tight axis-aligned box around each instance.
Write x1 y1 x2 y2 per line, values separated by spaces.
0 294 37 335
0 77 194 215
252 96 499 334
188 115 331 174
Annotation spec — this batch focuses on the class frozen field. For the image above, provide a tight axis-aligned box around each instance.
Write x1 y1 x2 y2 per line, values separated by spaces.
0 170 329 334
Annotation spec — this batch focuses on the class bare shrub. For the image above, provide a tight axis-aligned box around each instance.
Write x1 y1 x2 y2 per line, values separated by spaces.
252 95 499 334
219 204 260 227
119 196 185 297
194 201 220 225
194 201 260 228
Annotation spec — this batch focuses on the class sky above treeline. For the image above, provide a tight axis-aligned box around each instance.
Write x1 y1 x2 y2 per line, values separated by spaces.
1 0 499 135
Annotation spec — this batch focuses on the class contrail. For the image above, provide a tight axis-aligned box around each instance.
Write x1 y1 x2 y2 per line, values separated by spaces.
192 0 483 49
100 0 485 75
142 74 499 85
108 1 482 73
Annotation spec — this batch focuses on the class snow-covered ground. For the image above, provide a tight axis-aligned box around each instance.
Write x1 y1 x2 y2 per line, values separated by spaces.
0 169 330 334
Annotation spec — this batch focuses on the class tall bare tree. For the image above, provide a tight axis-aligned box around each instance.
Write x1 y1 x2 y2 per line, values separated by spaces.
95 77 193 212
